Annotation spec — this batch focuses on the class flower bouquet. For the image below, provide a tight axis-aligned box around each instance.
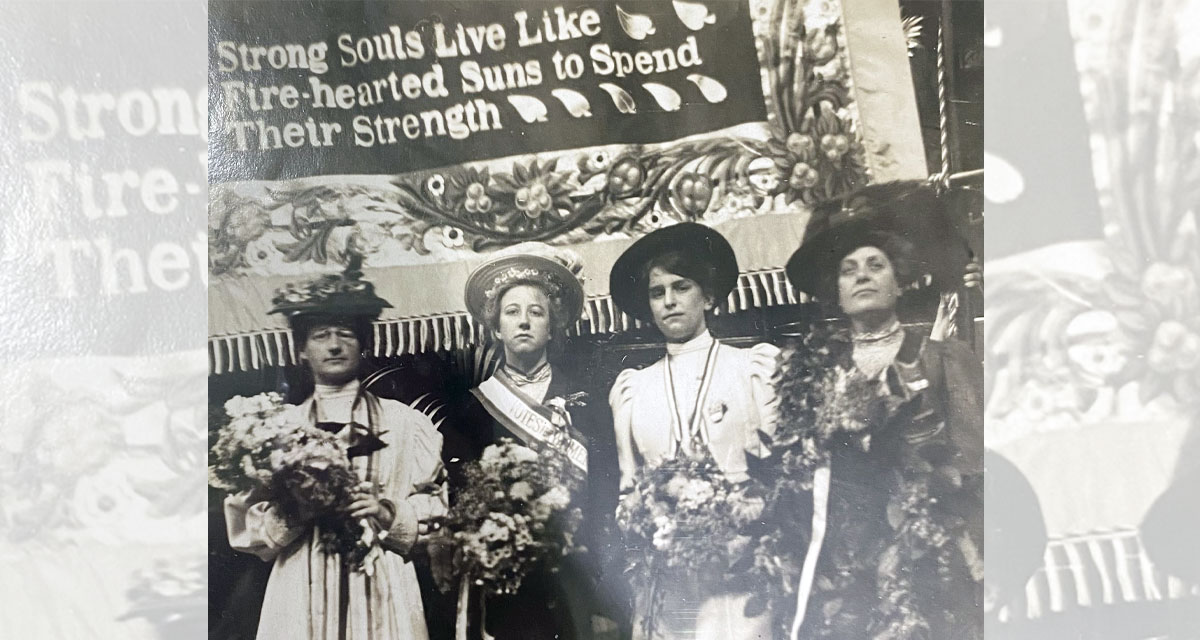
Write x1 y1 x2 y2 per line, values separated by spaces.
427 439 583 639
209 392 388 572
616 449 770 636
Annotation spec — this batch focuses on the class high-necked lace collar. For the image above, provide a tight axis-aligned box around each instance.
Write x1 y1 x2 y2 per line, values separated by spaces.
314 379 360 399
665 330 715 356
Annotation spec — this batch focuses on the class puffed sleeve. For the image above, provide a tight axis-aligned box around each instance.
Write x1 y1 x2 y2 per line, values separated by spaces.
608 368 639 492
745 342 783 458
224 489 306 563
381 409 448 556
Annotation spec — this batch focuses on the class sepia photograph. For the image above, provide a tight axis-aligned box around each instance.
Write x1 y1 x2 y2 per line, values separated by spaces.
4 0 1200 638
205 0 983 638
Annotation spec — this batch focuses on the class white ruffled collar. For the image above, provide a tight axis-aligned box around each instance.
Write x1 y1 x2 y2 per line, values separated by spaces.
666 330 715 356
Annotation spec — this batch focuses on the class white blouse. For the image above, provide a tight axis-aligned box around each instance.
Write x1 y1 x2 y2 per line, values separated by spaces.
609 331 781 489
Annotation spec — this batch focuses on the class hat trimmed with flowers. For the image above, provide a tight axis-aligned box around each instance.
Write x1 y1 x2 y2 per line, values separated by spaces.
464 243 585 329
269 257 392 322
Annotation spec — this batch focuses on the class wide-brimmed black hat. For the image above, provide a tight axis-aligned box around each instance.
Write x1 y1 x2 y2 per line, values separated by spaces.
785 180 969 300
269 257 391 321
609 222 739 322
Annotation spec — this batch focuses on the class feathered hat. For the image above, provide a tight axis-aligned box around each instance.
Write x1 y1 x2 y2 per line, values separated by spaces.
785 180 970 300
269 256 391 321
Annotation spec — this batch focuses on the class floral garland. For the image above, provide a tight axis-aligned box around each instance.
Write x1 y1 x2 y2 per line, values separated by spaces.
757 322 978 639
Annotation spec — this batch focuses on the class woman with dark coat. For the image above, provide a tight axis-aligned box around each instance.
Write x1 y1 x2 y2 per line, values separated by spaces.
451 243 620 640
783 181 984 639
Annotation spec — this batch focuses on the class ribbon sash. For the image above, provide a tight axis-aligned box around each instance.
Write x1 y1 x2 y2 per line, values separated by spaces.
473 376 588 473
663 339 721 456
791 464 831 640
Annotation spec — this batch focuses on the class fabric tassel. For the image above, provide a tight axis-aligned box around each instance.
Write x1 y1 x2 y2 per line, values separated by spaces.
1025 576 1044 619
747 275 763 308
214 339 225 374
771 271 787 305
1084 538 1115 605
1137 545 1162 600
225 337 236 373
272 331 284 366
784 273 799 304
1060 540 1090 606
282 331 294 366
1111 536 1138 602
755 273 771 306
1044 547 1065 612
237 336 250 372
584 299 597 334
253 335 264 370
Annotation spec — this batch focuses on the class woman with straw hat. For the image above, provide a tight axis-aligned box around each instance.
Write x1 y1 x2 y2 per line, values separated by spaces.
607 222 782 640
456 242 618 640
223 260 448 639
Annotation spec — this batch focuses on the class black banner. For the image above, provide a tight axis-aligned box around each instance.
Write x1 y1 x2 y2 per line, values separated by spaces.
209 0 766 182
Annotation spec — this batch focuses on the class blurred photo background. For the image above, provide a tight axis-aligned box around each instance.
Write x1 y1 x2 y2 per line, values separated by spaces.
985 0 1200 637
0 1 207 637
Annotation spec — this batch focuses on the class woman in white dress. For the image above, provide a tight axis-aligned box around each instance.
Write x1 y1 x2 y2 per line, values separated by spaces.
607 223 780 640
223 262 447 639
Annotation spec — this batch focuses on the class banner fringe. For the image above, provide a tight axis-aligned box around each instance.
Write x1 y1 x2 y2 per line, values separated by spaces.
208 267 809 374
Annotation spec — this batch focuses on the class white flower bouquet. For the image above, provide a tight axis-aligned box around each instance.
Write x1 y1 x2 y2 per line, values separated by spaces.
615 449 769 636
429 439 583 597
209 392 387 572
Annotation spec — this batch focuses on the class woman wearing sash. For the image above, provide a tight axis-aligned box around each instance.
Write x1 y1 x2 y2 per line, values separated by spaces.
458 243 615 640
782 182 983 639
607 223 781 640
223 262 448 640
